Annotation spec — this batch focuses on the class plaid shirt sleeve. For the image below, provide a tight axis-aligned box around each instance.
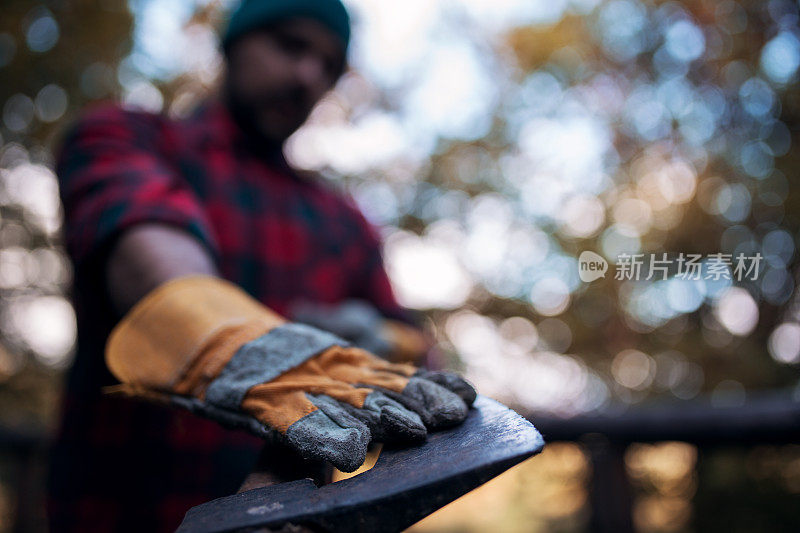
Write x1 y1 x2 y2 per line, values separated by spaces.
56 103 219 268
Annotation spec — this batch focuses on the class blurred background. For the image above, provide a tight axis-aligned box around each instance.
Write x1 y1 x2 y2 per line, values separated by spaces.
1 0 799 531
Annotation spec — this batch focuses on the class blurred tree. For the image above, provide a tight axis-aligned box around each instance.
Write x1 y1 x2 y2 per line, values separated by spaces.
367 0 800 408
0 0 132 424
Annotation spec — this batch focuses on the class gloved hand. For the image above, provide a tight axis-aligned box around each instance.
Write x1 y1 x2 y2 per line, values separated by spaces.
290 299 430 363
105 276 476 472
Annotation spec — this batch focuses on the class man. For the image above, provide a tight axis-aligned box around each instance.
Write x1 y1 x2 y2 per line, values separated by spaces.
46 1 475 531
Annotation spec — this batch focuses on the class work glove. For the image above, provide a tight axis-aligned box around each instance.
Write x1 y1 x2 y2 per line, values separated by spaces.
105 276 476 472
290 299 430 363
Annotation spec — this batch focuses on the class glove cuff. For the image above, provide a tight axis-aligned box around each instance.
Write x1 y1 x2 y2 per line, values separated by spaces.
105 275 285 391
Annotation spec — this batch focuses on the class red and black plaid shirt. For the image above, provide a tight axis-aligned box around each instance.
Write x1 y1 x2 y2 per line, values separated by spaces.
47 99 405 532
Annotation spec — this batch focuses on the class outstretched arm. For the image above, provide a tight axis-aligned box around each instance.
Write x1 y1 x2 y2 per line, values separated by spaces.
106 223 218 314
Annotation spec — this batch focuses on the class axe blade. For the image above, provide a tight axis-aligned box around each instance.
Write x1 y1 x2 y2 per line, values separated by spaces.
178 396 545 533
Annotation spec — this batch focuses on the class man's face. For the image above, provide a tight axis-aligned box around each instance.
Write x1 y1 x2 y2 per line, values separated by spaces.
224 18 346 145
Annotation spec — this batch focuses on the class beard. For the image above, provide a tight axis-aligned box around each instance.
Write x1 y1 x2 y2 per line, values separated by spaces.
224 78 312 151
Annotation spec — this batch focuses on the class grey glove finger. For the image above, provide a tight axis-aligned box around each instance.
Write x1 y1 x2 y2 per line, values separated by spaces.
284 395 371 473
369 391 428 443
402 377 469 429
414 369 477 407
361 377 468 430
340 390 427 444
358 386 433 428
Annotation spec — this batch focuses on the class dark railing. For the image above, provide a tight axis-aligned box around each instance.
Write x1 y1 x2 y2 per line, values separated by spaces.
532 390 800 446
530 390 800 532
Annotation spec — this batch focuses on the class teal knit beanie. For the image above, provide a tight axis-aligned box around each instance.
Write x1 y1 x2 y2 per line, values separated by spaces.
222 0 351 54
